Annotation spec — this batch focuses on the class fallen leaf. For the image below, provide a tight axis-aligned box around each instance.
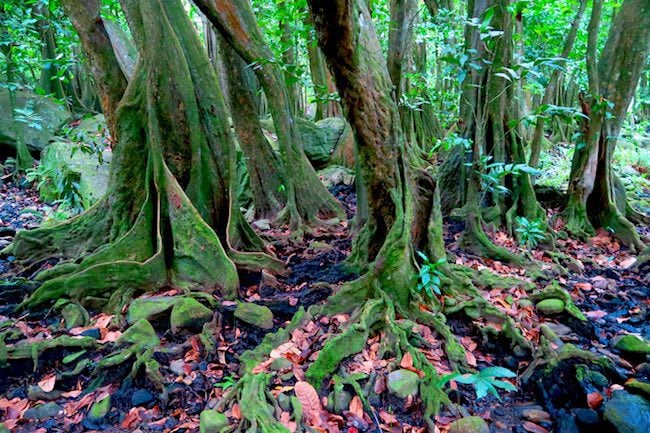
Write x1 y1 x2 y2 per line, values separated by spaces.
400 352 414 369
294 381 322 426
349 396 363 418
587 391 603 409
38 375 56 392
522 421 549 433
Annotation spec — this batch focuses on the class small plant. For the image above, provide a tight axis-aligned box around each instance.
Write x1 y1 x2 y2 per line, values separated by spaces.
14 104 45 131
447 366 518 400
26 163 87 212
214 374 237 390
515 217 546 249
416 251 446 298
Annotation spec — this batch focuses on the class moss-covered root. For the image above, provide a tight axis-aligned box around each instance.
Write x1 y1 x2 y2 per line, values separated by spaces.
460 213 526 266
561 196 595 240
529 283 586 321
230 374 290 433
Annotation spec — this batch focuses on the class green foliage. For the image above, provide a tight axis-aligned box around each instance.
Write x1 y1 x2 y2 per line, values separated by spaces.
515 217 546 249
474 157 541 195
14 103 45 130
26 160 86 212
447 366 518 401
416 251 445 298
214 374 237 390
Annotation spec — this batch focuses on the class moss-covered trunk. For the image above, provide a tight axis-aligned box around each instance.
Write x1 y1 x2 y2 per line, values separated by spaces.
192 0 345 229
11 0 280 308
218 34 287 219
564 0 649 249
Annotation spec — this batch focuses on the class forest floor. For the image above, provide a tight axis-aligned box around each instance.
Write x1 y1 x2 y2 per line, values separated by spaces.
0 175 648 433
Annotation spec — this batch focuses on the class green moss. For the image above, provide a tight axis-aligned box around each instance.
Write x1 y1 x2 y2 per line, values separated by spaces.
614 335 650 354
536 299 565 315
117 319 160 349
234 302 274 330
199 409 228 433
170 298 213 334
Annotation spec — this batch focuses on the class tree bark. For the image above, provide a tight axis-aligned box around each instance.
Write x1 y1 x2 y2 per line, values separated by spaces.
192 0 345 228
60 0 128 140
13 0 280 308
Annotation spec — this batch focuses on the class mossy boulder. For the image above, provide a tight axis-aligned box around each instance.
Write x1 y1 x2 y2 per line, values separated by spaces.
61 302 90 329
613 335 650 354
448 416 490 433
387 369 420 398
88 396 111 422
234 302 274 330
0 89 70 153
117 319 160 348
170 298 213 334
199 409 228 433
603 390 650 433
536 298 565 315
39 139 111 206
126 296 177 324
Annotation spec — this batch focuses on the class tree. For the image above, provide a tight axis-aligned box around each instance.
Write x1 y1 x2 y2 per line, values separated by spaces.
563 0 649 250
192 0 345 229
10 0 280 308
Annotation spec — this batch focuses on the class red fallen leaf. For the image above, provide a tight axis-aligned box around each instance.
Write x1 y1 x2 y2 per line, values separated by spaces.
522 421 549 433
349 396 363 418
465 350 477 367
574 282 592 291
585 310 607 320
587 391 604 409
231 403 241 420
379 410 398 425
400 352 414 369
38 374 56 392
374 376 386 394
121 407 141 429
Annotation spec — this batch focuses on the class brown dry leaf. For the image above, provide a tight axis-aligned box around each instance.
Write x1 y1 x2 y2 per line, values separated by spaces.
280 411 297 433
574 282 592 291
349 396 363 418
121 407 142 429
379 410 398 425
464 350 477 367
587 391 604 409
38 374 56 392
400 352 414 369
99 330 122 343
522 421 549 433
231 403 241 420
374 376 386 394
619 256 636 268
294 381 322 425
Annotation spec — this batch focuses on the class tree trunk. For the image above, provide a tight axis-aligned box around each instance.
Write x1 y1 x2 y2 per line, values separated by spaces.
60 0 128 140
192 0 345 228
307 39 339 120
12 0 280 309
36 5 67 101
217 33 287 219
564 0 648 249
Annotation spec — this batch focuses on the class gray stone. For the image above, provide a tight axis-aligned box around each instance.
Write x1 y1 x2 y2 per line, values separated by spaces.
131 389 155 407
603 390 650 433
0 89 70 152
170 298 213 334
234 302 274 330
270 357 292 371
572 408 599 426
387 369 420 398
23 402 62 420
278 392 292 411
200 409 228 433
536 298 565 315
332 389 352 414
448 416 489 433
544 322 573 336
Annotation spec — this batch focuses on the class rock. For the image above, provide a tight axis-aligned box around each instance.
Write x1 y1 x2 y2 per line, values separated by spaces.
80 328 101 339
26 385 63 401
603 390 650 433
132 389 155 407
278 393 292 411
270 357 292 371
126 296 177 324
544 322 573 336
61 302 89 329
571 408 599 426
39 139 111 205
0 423 9 433
557 413 580 433
521 409 551 423
448 416 489 433
587 370 609 388
387 369 420 398
0 89 70 152
518 299 533 308
536 298 565 315
252 219 271 230
260 270 278 289
88 395 111 421
23 402 62 420
200 409 229 433
118 319 160 348
170 359 185 376
170 298 212 334
332 389 352 414
234 302 274 330
626 379 650 399
317 165 355 188
612 335 650 354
